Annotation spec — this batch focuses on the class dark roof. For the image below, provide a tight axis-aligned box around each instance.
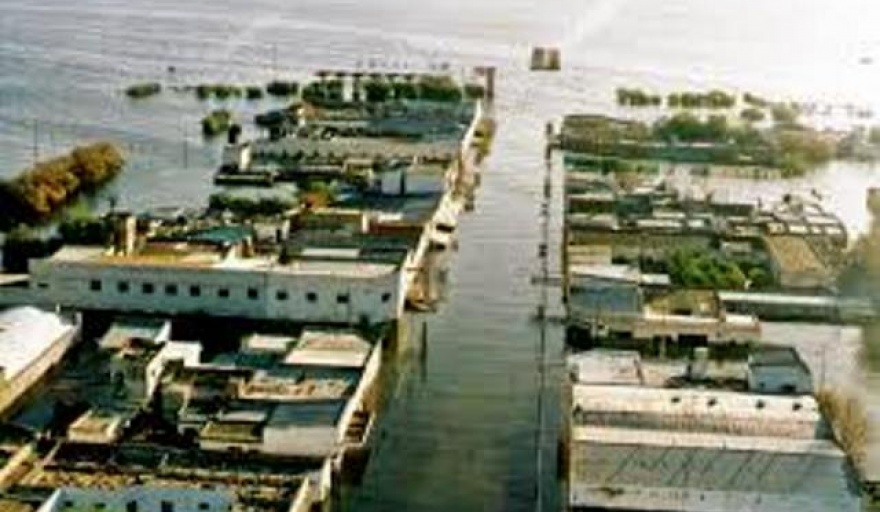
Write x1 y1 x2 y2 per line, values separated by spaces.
750 346 809 369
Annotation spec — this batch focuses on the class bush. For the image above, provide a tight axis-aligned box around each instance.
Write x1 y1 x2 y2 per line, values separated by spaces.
392 82 419 101
125 82 161 99
616 88 662 107
665 90 736 109
740 107 766 123
417 75 463 102
0 143 124 227
654 113 730 143
245 86 264 100
364 80 391 103
266 81 299 97
2 226 59 272
743 92 770 108
58 216 112 245
817 389 867 470
668 249 748 289
208 193 295 217
195 84 243 100
771 103 800 127
464 83 486 100
201 110 233 137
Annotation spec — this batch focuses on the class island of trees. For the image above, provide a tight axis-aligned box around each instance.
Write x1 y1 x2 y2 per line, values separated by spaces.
202 110 233 137
125 82 161 99
560 111 836 176
0 142 125 230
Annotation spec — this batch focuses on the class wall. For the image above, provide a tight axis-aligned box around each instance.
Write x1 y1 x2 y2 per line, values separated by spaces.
39 487 233 512
28 259 406 325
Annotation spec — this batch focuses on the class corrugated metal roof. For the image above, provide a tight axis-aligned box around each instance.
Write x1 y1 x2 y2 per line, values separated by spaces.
570 426 860 511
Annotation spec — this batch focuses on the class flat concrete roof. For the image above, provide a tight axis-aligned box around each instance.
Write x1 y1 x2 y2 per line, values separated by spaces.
572 384 821 425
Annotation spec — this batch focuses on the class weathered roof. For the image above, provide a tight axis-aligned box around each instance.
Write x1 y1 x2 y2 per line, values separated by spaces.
0 307 74 381
570 426 860 511
568 350 643 386
267 401 346 428
284 329 374 368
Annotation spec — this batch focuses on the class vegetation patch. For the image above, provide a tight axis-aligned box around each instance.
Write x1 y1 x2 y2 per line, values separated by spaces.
266 81 299 97
208 193 296 217
0 142 125 229
195 84 244 100
201 109 233 137
666 249 773 290
125 82 161 99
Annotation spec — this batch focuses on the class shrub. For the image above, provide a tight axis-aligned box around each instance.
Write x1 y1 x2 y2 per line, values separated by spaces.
125 82 161 99
201 110 233 137
0 143 124 227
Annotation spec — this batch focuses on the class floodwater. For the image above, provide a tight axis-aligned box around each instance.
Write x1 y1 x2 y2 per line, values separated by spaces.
4 0 880 508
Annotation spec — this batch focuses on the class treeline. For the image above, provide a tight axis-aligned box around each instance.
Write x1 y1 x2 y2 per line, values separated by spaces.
0 143 125 229
301 75 475 106
616 88 737 109
208 193 296 217
652 113 834 174
2 216 112 272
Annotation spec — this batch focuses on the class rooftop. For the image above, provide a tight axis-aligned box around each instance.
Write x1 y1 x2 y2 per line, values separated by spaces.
0 307 74 381
568 350 643 386
570 426 859 511
45 244 400 278
284 329 374 368
572 384 822 426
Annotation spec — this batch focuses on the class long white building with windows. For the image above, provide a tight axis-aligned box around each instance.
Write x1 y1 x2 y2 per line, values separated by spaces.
19 234 410 325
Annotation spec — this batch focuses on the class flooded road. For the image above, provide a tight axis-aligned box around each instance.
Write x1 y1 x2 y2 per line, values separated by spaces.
4 0 880 507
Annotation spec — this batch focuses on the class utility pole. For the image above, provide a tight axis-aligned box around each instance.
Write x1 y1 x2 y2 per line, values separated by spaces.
182 121 189 169
32 119 39 165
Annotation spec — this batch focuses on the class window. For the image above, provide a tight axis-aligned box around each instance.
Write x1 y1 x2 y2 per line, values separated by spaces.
218 288 230 299
198 503 210 511
190 285 201 297
306 292 318 303
165 284 178 296
381 292 392 303
247 288 258 300
142 283 154 294
160 501 173 512
89 280 102 292
63 501 74 509
117 281 129 293
37 282 49 289
336 293 350 304
94 504 106 511
126 501 138 512
276 290 288 301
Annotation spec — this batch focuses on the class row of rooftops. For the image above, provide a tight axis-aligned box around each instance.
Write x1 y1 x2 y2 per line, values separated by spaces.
0 317 384 512
566 174 847 242
566 348 860 511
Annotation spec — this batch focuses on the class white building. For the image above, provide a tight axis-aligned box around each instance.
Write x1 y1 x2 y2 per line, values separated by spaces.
24 241 409 325
0 307 79 415
36 484 312 512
